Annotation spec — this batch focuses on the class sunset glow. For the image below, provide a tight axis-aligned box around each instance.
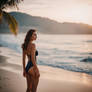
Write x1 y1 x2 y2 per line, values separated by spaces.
7 0 92 25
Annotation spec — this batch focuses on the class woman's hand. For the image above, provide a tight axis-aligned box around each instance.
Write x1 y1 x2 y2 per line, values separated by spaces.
23 70 27 77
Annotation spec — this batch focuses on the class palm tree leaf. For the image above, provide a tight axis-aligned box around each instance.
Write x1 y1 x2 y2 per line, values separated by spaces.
3 11 18 35
0 0 23 9
0 10 2 23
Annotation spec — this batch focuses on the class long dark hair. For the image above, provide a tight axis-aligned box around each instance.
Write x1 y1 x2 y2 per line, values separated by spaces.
21 29 36 50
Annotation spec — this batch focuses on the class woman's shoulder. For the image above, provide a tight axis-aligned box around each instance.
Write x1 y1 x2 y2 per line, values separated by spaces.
29 43 36 50
27 43 36 53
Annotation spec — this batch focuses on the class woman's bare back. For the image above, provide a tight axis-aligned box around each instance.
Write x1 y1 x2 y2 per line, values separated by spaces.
26 43 36 61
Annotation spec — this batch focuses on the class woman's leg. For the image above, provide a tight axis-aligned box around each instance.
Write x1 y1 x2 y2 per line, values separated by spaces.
28 68 36 92
26 73 32 92
28 67 40 92
34 74 40 91
32 70 40 92
31 75 36 92
34 73 40 92
26 74 30 92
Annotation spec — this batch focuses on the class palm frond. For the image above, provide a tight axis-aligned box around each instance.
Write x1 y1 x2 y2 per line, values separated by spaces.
0 9 2 23
0 0 23 9
3 11 18 35
0 0 23 35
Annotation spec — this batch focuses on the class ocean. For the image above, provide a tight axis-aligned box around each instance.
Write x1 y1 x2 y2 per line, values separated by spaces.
0 33 92 75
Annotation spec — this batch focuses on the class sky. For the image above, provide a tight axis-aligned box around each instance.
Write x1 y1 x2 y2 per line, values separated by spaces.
8 0 92 25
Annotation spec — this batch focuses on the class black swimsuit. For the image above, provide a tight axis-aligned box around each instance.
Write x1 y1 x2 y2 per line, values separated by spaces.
25 50 38 73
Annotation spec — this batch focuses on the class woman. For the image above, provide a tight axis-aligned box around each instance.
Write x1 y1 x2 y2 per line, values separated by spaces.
21 29 40 92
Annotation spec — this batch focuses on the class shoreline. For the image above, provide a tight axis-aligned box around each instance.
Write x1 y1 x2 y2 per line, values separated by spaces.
0 46 92 76
0 46 92 92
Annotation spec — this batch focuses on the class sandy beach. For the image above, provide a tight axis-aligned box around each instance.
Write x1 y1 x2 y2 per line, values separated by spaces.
0 46 92 92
